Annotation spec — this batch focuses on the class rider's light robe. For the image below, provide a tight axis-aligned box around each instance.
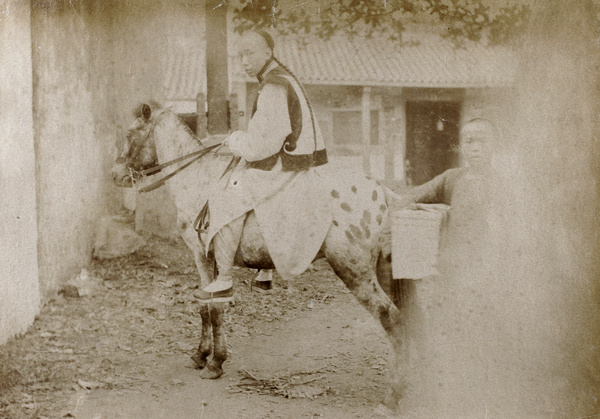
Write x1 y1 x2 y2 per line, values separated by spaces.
205 62 331 280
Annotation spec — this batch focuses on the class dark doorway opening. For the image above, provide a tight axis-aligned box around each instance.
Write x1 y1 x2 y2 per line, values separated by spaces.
405 101 461 186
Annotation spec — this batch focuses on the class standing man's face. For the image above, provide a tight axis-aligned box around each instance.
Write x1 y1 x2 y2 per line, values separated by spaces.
460 120 494 173
239 32 272 78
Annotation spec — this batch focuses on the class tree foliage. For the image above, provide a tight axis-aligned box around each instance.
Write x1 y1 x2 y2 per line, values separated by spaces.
230 0 531 45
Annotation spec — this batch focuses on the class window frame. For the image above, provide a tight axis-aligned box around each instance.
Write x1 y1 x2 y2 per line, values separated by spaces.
326 108 382 155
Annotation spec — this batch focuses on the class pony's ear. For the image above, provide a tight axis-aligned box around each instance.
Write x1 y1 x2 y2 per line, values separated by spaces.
141 104 152 120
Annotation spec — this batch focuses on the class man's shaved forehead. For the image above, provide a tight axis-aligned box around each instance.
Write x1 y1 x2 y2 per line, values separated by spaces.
461 118 497 139
241 31 270 49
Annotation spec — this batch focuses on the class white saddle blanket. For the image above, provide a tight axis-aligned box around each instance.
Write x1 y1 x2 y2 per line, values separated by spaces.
205 160 331 280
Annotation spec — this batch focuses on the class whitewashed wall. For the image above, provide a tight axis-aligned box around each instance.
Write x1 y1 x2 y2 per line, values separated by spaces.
31 1 118 297
0 1 41 345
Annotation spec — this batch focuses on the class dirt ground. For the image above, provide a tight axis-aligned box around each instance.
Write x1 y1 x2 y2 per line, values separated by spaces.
0 234 393 419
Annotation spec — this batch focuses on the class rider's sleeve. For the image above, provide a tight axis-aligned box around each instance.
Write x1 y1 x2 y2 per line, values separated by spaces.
408 168 462 205
228 83 291 162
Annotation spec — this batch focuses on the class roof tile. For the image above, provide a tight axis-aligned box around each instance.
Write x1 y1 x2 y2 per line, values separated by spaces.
165 33 517 100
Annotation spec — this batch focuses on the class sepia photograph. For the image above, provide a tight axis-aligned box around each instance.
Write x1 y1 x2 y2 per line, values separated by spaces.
1 0 599 417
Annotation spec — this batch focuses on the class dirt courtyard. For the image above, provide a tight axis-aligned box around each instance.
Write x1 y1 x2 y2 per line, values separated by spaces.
0 234 393 419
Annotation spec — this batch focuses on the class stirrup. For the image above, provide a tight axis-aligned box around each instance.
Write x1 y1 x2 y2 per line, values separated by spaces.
193 287 234 303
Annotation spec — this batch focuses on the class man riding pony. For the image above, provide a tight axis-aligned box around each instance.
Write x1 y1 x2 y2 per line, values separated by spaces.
195 30 330 303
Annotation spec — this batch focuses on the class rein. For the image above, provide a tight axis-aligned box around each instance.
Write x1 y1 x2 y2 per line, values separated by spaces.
140 149 207 177
132 110 223 193
136 144 221 193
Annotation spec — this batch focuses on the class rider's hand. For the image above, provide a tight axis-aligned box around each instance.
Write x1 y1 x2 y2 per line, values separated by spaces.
223 132 244 157
406 203 436 211
390 195 416 210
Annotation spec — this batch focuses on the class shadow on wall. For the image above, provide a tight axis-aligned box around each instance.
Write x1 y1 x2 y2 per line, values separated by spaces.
133 185 180 239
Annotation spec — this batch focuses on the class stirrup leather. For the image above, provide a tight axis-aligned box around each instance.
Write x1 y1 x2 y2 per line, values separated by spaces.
194 202 210 233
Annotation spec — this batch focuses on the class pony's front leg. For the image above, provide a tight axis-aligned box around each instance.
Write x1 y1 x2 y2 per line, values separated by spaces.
177 219 214 287
191 304 212 369
178 219 215 368
193 249 214 289
199 303 227 379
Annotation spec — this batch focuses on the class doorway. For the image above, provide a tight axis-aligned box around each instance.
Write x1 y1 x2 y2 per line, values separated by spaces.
405 101 461 186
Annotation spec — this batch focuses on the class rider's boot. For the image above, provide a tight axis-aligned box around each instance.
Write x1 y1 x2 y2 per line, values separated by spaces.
252 269 273 293
194 217 244 303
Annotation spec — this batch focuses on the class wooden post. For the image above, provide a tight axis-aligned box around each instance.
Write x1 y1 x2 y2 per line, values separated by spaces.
196 92 207 138
205 0 229 135
362 86 371 176
229 93 239 132
237 82 248 129
383 98 395 182
397 97 407 183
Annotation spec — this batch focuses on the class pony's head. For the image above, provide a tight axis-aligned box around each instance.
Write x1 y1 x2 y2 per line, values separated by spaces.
111 102 161 187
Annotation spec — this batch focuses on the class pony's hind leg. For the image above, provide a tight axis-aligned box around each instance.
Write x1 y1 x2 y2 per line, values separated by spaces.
199 303 227 379
325 247 407 410
191 304 212 369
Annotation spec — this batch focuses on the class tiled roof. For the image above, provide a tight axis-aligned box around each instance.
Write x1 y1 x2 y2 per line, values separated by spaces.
164 43 206 101
165 33 516 100
260 34 517 88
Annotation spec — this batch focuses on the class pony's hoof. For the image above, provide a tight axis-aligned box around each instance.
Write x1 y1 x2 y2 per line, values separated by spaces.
199 364 223 379
191 352 208 369
193 287 234 304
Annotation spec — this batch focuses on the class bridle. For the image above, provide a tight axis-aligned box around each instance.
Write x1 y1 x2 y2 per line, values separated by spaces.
125 109 223 193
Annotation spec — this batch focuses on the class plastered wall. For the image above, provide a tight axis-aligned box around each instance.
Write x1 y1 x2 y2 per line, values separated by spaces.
0 1 41 345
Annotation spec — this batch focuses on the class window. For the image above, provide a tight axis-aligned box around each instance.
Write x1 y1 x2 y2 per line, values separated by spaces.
332 110 379 146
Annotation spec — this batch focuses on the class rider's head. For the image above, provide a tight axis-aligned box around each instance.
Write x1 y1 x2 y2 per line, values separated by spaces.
460 118 496 173
240 30 274 78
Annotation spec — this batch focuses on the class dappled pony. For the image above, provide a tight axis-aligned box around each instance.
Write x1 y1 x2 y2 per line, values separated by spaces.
111 103 407 409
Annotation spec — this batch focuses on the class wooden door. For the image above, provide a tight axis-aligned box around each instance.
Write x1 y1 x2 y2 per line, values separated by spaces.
405 101 461 185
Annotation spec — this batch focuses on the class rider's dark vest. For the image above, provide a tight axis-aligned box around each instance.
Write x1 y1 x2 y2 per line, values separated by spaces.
246 64 328 172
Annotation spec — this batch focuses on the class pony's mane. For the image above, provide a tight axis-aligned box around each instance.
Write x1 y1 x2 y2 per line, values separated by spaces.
162 108 203 147
134 101 203 147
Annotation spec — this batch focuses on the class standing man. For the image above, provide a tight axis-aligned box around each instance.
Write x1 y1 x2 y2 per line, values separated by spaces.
383 117 497 270
389 118 503 412
395 118 495 220
195 31 330 303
